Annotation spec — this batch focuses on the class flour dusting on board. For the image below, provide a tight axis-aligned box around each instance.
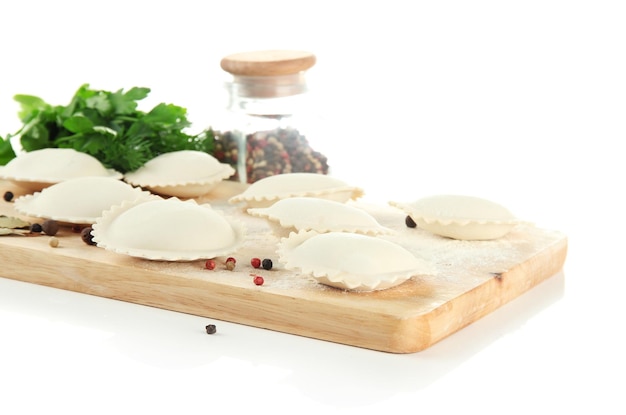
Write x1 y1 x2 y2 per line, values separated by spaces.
141 198 565 301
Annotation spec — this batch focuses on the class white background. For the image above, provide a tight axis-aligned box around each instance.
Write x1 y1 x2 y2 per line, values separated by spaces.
1 1 625 414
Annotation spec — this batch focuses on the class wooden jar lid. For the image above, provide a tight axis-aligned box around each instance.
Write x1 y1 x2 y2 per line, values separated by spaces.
220 50 316 76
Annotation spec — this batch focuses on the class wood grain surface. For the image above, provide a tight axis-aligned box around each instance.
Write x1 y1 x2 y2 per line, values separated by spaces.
0 180 568 353
220 50 316 76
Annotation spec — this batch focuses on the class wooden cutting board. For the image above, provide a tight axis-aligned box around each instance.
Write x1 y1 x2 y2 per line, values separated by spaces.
0 180 567 353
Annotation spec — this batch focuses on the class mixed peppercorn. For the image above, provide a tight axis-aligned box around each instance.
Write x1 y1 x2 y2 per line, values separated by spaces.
212 127 329 183
0 210 100 248
203 255 274 286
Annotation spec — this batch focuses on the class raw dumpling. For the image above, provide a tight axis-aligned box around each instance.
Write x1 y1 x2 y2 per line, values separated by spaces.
92 197 245 261
0 148 122 191
389 194 521 240
278 230 433 291
13 176 155 224
247 197 393 237
123 150 235 198
229 173 364 209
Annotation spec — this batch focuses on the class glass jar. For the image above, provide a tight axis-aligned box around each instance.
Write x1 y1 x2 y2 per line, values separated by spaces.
211 50 329 184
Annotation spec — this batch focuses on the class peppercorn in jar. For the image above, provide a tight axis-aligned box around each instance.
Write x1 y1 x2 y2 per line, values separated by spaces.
210 50 329 184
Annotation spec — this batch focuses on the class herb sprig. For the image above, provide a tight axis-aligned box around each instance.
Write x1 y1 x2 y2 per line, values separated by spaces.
0 84 214 173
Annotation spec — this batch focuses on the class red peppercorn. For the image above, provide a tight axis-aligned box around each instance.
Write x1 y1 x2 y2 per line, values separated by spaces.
226 257 236 264
205 259 216 270
250 257 261 268
253 275 264 286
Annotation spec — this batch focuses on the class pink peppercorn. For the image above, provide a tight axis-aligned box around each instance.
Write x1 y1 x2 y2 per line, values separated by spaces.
252 275 264 286
250 257 261 268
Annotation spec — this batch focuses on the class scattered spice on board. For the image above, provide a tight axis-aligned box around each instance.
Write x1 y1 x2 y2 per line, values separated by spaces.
80 226 96 245
250 257 261 268
261 258 273 270
252 275 264 286
41 219 59 236
405 216 417 228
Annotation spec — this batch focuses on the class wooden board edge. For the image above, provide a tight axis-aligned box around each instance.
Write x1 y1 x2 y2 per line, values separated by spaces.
385 235 569 353
0 233 569 354
0 241 421 352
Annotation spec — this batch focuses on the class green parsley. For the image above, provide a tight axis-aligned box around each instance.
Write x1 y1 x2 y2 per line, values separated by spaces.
0 136 15 166
1 84 214 173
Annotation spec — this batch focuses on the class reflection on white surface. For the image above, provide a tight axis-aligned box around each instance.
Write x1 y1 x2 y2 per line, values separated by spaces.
0 268 567 412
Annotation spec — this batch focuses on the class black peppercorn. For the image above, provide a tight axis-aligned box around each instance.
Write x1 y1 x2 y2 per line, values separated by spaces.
30 223 43 233
262 258 273 270
3 191 14 202
80 226 96 246
405 215 417 228
205 324 217 335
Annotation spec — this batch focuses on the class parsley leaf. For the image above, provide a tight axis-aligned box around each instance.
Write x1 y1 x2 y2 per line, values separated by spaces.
0 84 214 173
0 136 16 165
